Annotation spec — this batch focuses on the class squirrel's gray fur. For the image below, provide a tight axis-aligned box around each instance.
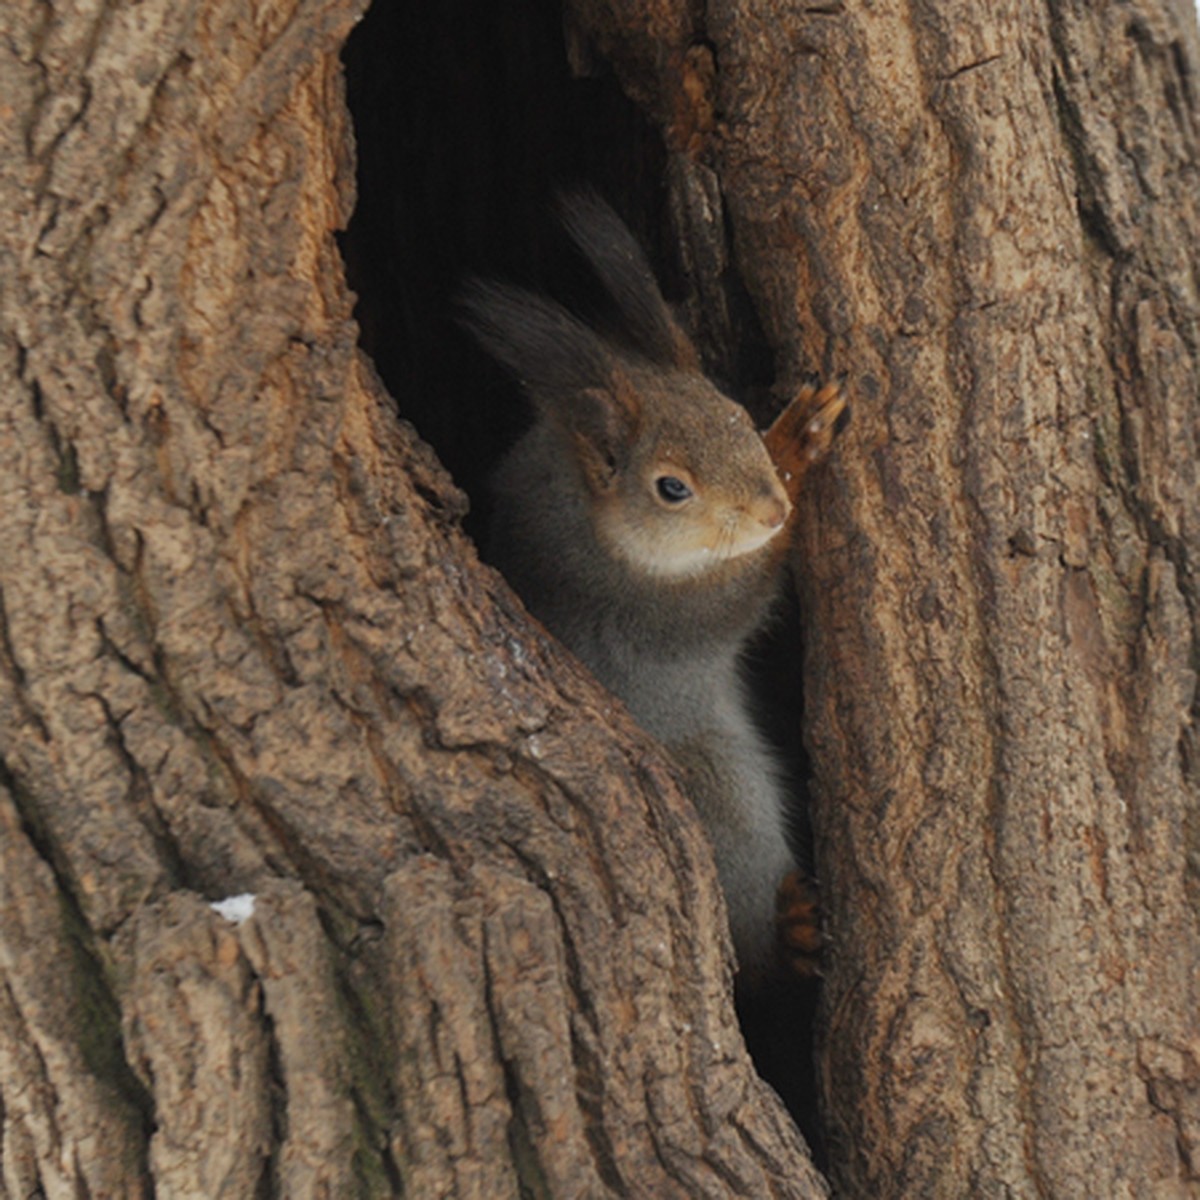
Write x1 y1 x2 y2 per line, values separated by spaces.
464 192 794 977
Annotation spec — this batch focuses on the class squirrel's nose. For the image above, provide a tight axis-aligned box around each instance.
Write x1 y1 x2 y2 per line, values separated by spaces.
757 495 790 531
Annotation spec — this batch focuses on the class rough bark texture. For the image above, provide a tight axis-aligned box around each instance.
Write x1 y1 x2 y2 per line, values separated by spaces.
2 0 1199 1198
0 0 825 1195
692 0 1200 1194
566 2 1200 1190
780 6 1200 1196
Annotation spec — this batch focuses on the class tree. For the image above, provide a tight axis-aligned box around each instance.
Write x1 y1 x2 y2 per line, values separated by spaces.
0 0 1196 1197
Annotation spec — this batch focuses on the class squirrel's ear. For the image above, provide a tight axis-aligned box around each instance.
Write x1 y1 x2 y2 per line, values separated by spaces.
557 189 699 372
568 376 642 494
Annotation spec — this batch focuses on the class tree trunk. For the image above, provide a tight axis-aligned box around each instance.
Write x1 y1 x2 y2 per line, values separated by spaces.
1 1 1197 1199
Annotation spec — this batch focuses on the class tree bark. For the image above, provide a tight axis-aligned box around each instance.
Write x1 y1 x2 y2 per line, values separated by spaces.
0 0 824 1195
567 3 1200 1192
692 0 1200 1194
789 7 1200 1195
2 0 1198 1198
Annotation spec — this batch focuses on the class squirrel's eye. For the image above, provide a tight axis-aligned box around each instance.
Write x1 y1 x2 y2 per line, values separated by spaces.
655 475 692 504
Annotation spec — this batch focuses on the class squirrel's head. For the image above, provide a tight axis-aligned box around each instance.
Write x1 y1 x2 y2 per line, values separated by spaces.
583 361 790 577
462 191 791 578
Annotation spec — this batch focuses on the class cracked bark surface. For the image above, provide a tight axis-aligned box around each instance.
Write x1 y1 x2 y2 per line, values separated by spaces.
1 0 1198 1196
0 0 821 1194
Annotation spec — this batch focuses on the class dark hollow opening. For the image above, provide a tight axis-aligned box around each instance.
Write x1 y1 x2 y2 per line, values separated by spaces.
340 0 824 1161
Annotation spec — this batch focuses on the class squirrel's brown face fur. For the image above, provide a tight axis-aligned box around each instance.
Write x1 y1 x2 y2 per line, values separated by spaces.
591 365 790 579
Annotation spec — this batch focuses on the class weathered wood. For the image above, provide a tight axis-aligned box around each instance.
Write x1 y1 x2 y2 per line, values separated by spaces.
2 0 1197 1194
712 1 1200 1194
573 0 1199 1192
0 0 828 1194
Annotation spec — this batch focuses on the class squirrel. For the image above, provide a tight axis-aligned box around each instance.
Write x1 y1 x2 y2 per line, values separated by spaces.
463 192 845 983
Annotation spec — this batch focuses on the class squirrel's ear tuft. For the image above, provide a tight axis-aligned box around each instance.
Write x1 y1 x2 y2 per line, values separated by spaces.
557 189 699 372
460 279 613 394
460 279 642 492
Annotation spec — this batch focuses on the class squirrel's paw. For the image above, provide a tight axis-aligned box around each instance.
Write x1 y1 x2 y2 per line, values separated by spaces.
775 869 824 978
797 380 850 463
763 380 849 503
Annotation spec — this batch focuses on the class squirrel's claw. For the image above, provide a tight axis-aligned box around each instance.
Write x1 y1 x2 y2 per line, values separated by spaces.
776 869 824 979
764 380 849 504
801 381 851 460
